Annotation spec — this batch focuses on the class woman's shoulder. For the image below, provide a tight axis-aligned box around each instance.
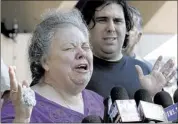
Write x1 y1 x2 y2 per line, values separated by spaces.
83 89 104 118
1 100 15 123
83 89 104 102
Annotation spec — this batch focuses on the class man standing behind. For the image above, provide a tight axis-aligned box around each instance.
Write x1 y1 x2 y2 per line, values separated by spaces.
122 6 152 70
75 0 176 98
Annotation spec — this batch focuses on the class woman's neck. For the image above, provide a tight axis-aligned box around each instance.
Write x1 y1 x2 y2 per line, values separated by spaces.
32 81 84 114
33 81 82 103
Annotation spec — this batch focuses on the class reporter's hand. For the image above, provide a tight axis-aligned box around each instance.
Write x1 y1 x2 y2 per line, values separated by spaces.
9 66 33 123
135 56 176 97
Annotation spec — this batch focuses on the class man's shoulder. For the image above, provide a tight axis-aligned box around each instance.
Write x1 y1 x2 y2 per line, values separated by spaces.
135 55 153 70
127 56 146 65
126 56 151 72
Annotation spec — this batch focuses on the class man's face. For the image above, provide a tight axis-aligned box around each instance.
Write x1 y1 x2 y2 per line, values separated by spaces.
127 24 142 50
122 15 142 56
89 3 127 61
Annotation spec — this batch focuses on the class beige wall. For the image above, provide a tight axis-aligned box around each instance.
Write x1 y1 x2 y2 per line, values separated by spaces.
128 1 177 34
1 1 61 32
143 1 177 34
1 34 32 83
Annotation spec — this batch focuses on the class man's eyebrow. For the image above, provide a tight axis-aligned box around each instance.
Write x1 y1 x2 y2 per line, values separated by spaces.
95 16 108 19
95 16 124 20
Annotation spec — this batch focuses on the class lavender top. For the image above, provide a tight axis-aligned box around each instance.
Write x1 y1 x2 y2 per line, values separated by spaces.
1 89 104 123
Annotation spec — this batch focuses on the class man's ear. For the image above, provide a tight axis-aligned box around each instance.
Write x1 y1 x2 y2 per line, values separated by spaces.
41 56 49 71
88 20 94 29
136 32 142 44
123 33 129 48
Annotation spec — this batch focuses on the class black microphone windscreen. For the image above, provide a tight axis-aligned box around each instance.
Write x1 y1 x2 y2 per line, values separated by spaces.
154 91 173 108
134 89 153 106
103 97 109 106
110 86 129 103
173 88 178 103
81 115 103 123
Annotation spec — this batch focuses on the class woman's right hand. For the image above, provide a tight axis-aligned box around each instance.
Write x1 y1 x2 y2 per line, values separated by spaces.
9 66 33 123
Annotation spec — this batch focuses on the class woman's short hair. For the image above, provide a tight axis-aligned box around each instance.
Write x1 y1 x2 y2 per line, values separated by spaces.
28 8 89 86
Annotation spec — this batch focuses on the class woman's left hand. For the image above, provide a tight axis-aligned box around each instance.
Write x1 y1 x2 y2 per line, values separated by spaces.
135 56 177 97
9 66 33 123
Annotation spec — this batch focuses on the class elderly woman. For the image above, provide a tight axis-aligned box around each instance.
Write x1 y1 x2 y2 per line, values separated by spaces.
1 9 104 123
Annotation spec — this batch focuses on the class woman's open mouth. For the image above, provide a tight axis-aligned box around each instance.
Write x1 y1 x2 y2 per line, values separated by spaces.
74 64 89 73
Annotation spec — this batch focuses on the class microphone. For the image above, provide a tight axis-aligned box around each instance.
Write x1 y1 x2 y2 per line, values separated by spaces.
109 87 141 123
173 88 178 103
154 91 178 122
81 115 103 123
154 91 173 108
134 89 153 106
134 89 168 122
103 97 112 123
110 86 129 103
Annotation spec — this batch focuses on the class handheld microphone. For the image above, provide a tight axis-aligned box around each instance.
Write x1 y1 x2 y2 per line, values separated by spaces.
134 89 168 122
109 87 141 123
81 115 103 123
154 91 178 122
154 91 173 108
110 86 129 103
173 88 178 103
134 89 153 106
103 97 112 123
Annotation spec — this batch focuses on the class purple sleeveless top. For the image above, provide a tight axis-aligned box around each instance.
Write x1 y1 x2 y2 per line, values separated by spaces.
1 89 104 123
